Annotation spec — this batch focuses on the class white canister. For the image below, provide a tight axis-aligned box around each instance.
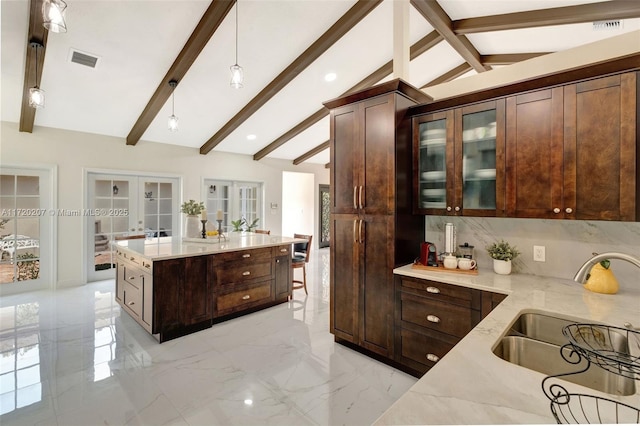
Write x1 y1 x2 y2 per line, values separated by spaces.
443 255 458 269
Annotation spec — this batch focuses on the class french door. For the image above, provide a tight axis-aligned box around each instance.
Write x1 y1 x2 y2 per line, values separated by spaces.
0 166 54 294
86 172 179 282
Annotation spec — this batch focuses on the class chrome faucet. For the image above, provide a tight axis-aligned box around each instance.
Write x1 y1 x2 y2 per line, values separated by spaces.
573 252 640 283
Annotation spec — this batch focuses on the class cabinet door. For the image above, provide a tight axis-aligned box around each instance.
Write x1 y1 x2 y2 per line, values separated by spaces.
456 100 506 217
361 95 396 215
330 215 358 343
414 111 453 214
564 72 637 221
359 215 394 357
274 254 291 300
330 104 359 215
505 88 564 218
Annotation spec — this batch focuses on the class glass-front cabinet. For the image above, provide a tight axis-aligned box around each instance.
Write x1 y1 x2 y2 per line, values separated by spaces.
413 100 505 216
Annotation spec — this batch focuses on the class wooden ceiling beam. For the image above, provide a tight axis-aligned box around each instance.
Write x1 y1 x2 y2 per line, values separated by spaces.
200 0 383 154
411 0 490 74
453 1 640 34
421 63 473 89
19 0 48 133
293 141 330 165
253 31 442 162
126 0 236 146
481 53 550 65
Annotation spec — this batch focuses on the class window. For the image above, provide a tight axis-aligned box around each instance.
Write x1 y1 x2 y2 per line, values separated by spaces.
204 180 263 232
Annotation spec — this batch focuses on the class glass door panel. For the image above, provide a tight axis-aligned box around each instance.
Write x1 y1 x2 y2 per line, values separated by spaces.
418 119 447 209
462 109 497 210
0 168 52 293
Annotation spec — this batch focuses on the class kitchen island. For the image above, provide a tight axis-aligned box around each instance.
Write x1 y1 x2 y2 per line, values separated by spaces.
114 233 305 342
376 265 640 424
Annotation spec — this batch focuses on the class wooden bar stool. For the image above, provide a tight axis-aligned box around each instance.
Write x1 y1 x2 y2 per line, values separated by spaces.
292 234 312 294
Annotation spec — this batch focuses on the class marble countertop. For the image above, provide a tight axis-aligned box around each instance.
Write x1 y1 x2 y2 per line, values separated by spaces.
375 264 640 424
114 234 305 261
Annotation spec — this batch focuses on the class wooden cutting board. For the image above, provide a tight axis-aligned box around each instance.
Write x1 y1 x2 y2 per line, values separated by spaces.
411 261 479 275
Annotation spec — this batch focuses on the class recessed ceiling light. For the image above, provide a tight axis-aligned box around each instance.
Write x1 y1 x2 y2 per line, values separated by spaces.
324 73 337 82
244 399 253 406
247 134 256 140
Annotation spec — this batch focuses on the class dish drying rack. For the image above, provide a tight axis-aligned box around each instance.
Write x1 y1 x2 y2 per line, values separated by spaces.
541 324 640 424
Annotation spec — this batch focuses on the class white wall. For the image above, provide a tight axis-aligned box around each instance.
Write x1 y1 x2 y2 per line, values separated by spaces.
0 121 329 288
281 171 315 239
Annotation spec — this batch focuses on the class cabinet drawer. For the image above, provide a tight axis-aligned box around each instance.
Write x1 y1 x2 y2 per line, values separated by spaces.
400 292 476 338
123 264 150 288
217 260 272 284
399 328 455 369
215 247 272 263
400 277 475 308
122 281 142 318
217 281 272 313
273 245 291 257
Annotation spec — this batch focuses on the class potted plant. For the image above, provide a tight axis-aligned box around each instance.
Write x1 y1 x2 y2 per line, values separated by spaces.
486 240 520 275
181 200 205 238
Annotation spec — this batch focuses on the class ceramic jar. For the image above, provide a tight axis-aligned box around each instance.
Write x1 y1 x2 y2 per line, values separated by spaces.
493 259 512 275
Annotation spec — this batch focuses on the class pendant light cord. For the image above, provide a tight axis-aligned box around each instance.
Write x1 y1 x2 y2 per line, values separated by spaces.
34 44 39 89
235 1 239 65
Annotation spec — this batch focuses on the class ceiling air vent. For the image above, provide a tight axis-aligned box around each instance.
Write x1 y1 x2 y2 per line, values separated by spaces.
69 49 99 68
592 20 623 31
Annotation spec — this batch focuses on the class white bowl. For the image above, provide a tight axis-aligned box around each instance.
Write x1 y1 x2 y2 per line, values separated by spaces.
421 171 446 180
422 188 446 196
474 168 496 179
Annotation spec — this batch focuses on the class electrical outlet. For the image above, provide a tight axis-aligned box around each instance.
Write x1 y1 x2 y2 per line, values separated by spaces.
533 245 546 262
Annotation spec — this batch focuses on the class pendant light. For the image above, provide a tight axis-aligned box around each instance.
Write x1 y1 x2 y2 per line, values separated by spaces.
230 1 243 89
168 80 178 131
42 0 68 33
29 42 45 109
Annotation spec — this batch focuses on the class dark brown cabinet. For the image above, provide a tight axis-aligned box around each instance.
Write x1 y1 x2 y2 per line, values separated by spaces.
325 80 429 358
413 100 506 217
394 275 506 376
504 72 637 220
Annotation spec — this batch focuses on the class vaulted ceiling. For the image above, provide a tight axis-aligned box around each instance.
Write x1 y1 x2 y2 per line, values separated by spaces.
3 0 640 165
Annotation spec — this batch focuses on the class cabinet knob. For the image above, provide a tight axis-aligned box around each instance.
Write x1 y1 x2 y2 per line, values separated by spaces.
446 206 452 212
426 353 440 362
242 295 251 300
565 207 573 214
426 286 440 294
242 271 251 276
130 228 135 232
242 254 251 258
454 206 460 212
553 208 561 214
427 315 441 323
276 259 280 263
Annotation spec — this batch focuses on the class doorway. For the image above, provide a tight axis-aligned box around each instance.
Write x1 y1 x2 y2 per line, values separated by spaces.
281 171 314 239
85 171 179 282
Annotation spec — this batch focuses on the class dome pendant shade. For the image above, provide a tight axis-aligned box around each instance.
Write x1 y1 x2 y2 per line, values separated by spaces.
29 87 45 108
42 0 68 33
230 64 243 89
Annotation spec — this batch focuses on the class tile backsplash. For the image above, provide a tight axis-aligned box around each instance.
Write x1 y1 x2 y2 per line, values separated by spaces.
425 216 640 291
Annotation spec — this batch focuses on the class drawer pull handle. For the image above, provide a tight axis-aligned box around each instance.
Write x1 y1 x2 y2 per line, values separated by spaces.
242 254 251 258
242 271 251 276
242 295 251 300
128 276 135 280
280 248 287 252
144 263 151 269
426 286 440 294
127 301 135 306
426 353 439 362
130 257 135 261
427 315 440 323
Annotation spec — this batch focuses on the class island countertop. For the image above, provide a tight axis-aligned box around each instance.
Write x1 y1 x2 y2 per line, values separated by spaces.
114 233 306 261
375 264 640 425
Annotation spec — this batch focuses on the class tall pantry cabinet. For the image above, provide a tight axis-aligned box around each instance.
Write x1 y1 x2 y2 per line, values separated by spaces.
324 80 430 358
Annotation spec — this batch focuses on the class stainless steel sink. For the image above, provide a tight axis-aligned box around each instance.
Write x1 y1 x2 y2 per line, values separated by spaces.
493 312 636 396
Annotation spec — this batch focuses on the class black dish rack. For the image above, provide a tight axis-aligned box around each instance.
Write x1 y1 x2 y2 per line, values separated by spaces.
542 324 640 424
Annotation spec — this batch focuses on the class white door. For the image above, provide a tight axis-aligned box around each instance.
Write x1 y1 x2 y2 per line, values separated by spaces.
86 173 179 282
0 166 54 294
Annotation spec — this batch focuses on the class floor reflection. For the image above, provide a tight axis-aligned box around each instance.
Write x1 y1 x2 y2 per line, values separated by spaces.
0 248 417 425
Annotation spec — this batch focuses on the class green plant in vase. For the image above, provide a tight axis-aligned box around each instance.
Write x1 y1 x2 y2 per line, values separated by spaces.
231 219 244 232
180 200 205 215
243 218 259 232
486 240 520 275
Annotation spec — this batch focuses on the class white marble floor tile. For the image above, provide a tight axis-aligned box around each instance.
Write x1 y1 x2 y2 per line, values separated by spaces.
0 248 417 425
